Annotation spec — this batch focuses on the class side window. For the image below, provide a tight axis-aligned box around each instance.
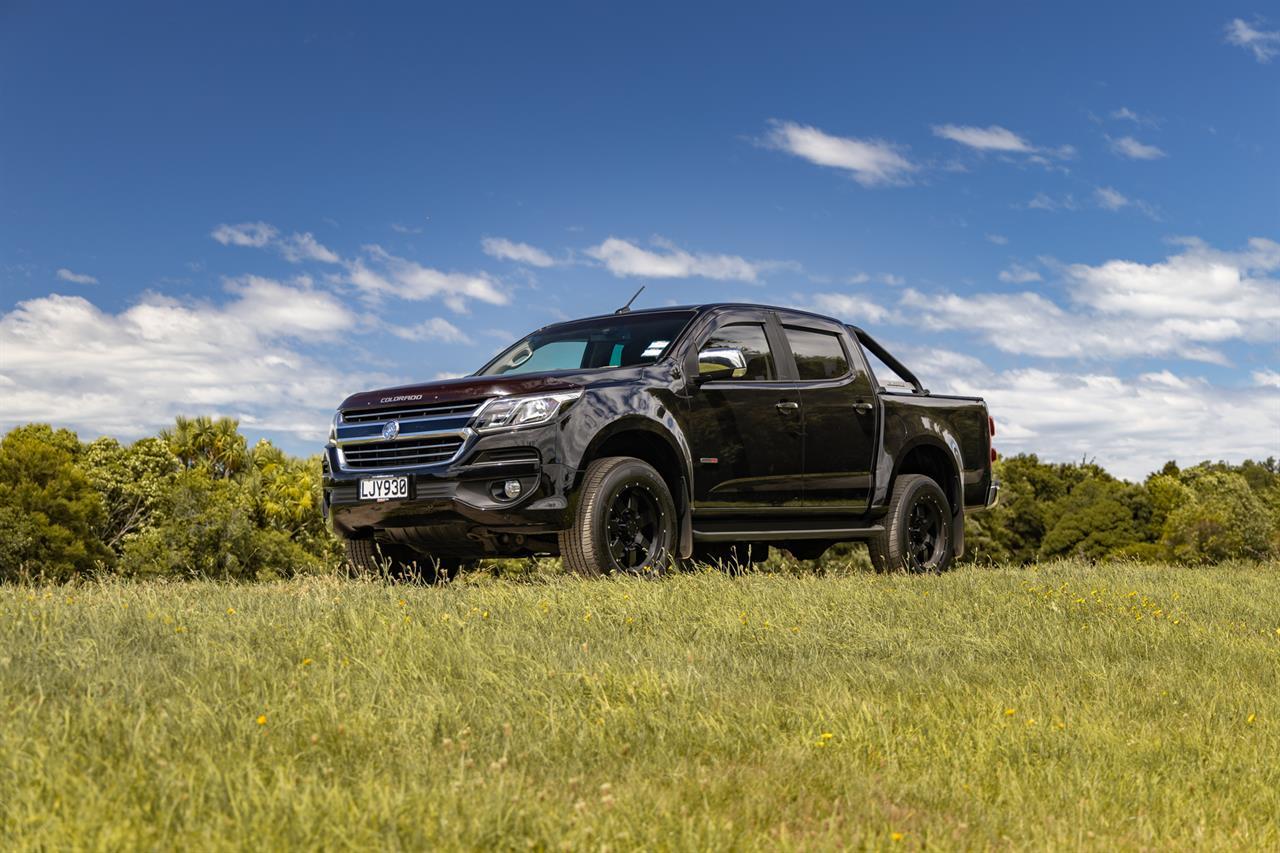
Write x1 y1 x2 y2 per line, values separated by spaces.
783 327 850 381
698 323 776 381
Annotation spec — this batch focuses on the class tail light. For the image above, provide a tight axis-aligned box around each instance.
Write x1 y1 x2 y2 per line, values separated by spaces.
989 415 997 462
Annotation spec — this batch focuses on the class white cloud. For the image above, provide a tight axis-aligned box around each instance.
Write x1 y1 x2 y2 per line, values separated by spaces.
764 121 917 187
279 232 341 264
809 292 891 323
1253 369 1280 388
1063 237 1279 324
932 124 1034 153
387 317 472 344
481 237 555 268
846 272 871 285
211 222 278 247
998 263 1041 284
55 268 97 285
390 223 424 235
210 221 499 311
906 350 1280 480
0 281 381 441
1109 106 1160 127
986 234 1009 245
933 125 1073 170
1095 186 1130 211
345 245 508 312
1024 192 1079 212
1109 135 1166 160
584 236 781 283
1094 186 1161 220
899 238 1280 364
212 222 340 264
1225 17 1280 63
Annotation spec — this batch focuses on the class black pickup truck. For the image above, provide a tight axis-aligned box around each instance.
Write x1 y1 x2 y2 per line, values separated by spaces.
323 303 998 578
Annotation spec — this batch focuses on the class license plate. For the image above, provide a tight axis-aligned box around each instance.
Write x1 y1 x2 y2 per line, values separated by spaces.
359 476 409 501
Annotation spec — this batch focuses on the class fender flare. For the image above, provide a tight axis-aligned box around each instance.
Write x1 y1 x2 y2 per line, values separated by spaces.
576 413 696 559
888 434 966 559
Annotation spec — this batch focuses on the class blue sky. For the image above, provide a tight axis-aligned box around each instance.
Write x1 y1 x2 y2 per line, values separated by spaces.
2 1 1277 479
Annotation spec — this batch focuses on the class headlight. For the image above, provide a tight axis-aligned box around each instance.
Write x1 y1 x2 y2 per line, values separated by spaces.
328 411 340 443
472 391 582 433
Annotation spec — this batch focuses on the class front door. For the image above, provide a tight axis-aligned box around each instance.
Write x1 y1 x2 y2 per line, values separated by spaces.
681 317 804 510
779 320 878 511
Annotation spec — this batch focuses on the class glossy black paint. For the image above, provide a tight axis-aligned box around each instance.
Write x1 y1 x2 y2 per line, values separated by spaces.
322 302 996 559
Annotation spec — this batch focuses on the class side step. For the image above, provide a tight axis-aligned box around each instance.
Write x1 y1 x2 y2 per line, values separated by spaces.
692 519 885 543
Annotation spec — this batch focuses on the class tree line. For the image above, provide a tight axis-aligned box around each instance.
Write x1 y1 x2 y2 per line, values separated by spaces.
0 418 1276 582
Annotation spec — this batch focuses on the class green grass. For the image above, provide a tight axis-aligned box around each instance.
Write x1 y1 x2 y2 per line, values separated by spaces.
2 561 1278 850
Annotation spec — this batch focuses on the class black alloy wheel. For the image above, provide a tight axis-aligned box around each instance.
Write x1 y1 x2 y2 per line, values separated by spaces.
606 484 662 570
559 456 679 576
868 474 955 573
906 497 945 570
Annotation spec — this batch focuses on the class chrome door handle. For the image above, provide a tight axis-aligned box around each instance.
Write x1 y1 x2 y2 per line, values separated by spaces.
775 401 799 413
853 401 873 414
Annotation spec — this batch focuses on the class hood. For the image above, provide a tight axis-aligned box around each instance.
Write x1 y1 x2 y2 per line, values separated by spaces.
338 372 584 413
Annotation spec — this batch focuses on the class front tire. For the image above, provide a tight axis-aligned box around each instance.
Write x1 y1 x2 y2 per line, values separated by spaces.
559 457 679 576
868 474 955 573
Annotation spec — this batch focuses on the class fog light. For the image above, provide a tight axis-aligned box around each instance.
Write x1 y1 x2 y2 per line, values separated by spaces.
502 479 522 500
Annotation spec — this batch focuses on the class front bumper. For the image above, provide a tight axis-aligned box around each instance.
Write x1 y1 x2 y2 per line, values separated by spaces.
323 424 575 555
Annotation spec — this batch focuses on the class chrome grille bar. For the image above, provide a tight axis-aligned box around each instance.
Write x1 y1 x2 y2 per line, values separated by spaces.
341 400 483 423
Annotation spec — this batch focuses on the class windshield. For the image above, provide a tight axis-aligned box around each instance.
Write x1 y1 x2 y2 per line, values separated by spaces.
478 310 696 376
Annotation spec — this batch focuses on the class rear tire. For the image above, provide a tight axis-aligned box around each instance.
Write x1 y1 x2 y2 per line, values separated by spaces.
868 474 955 573
559 457 679 576
343 538 461 584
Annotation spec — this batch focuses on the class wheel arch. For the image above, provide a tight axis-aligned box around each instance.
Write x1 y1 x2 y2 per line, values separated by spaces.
890 437 963 513
576 416 694 558
889 437 966 560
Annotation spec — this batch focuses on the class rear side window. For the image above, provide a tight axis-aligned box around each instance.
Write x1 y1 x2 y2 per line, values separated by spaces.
699 323 777 381
784 327 850 381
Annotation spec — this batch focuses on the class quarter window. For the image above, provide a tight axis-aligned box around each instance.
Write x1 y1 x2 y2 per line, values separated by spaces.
698 323 776 381
784 327 850 381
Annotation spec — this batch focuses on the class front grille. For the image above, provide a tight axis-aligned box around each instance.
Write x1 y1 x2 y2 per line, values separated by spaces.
341 399 483 423
340 436 466 469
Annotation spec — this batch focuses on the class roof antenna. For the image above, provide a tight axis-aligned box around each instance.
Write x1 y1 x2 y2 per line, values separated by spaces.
615 285 645 314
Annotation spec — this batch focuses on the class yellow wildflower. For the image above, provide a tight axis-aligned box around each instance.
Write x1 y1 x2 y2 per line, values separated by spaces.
1004 708 1016 716
256 715 267 726
226 607 236 615
891 832 904 842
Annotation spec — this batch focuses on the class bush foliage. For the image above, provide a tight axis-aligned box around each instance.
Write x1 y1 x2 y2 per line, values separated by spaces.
0 418 337 582
0 418 1277 581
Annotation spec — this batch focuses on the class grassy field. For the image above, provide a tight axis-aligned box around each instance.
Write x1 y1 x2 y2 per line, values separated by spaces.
2 561 1278 850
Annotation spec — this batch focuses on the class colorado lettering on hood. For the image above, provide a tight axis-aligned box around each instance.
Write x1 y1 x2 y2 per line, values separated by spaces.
322 303 999 580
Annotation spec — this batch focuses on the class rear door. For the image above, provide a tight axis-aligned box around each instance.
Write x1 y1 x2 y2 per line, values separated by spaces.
679 310 805 510
777 316 878 511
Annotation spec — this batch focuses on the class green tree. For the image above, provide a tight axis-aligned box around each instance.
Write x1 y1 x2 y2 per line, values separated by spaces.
122 470 321 580
1038 477 1144 561
162 415 248 479
0 425 111 581
1158 469 1274 562
82 436 180 553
